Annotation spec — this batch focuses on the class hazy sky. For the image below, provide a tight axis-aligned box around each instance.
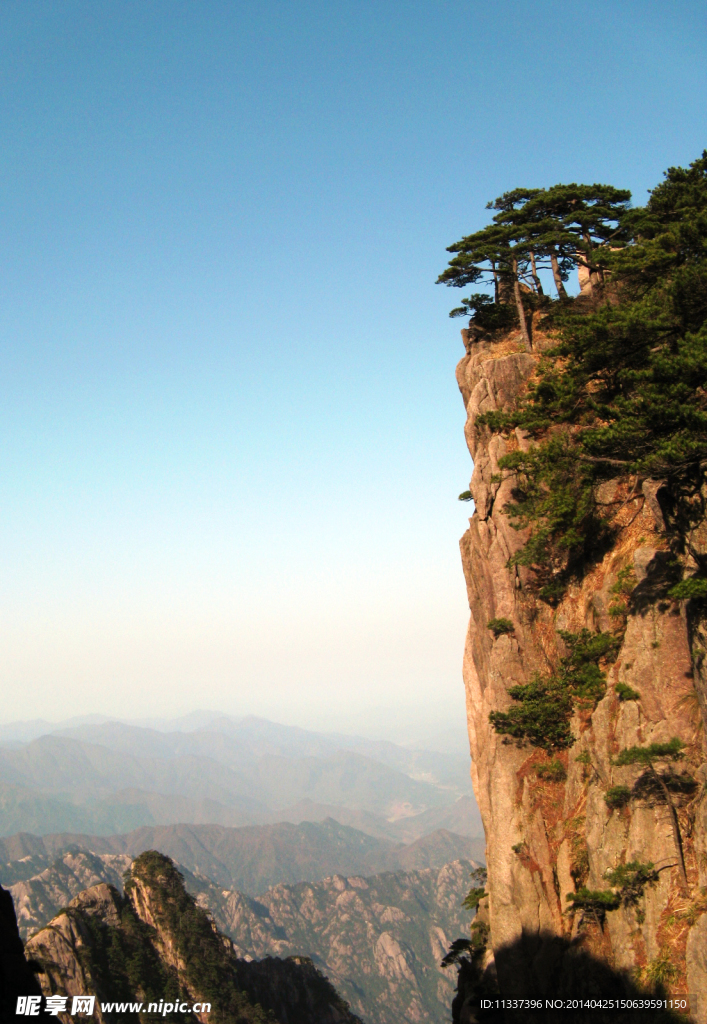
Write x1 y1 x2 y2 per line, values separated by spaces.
0 1 705 736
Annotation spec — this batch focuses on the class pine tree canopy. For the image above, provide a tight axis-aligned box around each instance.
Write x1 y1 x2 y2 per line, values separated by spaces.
440 151 707 598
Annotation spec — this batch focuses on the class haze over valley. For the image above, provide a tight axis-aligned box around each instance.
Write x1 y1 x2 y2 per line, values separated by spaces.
1 712 483 1024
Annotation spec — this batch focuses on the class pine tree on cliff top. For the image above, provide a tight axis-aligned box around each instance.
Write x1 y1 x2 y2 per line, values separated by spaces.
437 220 535 348
490 183 631 296
438 182 632 353
441 151 707 595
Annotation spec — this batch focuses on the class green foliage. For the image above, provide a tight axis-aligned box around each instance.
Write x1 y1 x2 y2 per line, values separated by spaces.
613 738 685 767
643 952 680 988
615 681 641 701
612 566 637 596
489 628 617 749
449 293 518 331
440 938 473 968
535 758 566 781
604 861 660 906
557 629 619 699
668 576 707 600
458 490 473 501
441 914 490 969
575 750 591 765
490 673 575 750
609 567 638 617
462 867 487 913
493 437 602 597
463 153 707 592
128 852 274 1024
487 617 514 637
566 887 621 921
72 895 186 1023
605 785 631 809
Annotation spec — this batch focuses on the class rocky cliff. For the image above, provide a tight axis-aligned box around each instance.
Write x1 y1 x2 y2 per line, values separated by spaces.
203 859 476 1024
455 325 707 1021
25 851 361 1024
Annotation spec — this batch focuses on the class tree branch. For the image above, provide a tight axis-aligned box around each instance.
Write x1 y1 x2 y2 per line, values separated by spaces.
577 455 631 466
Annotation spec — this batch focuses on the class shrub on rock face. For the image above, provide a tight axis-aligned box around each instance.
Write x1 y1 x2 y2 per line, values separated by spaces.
615 682 641 702
612 739 692 890
668 576 707 601
462 868 487 913
566 888 621 924
605 785 631 809
490 674 575 750
490 627 618 750
487 617 515 637
604 861 659 906
535 758 566 781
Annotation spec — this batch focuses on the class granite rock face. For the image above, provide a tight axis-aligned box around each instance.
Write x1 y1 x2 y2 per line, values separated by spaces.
456 330 707 1019
10 847 131 939
204 859 477 1024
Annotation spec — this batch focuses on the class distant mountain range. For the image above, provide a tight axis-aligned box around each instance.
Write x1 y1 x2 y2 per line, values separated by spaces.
5 818 484 933
0 714 483 841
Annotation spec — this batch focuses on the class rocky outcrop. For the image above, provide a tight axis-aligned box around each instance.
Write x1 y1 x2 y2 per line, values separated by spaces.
456 328 707 1020
25 885 122 1024
26 852 362 1024
10 847 131 939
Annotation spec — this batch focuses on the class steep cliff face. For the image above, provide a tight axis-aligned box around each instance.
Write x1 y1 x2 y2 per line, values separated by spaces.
456 327 707 1019
26 852 362 1024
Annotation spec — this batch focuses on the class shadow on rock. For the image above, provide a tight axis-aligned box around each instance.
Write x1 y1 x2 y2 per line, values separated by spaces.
630 551 683 615
452 930 694 1024
0 885 42 1024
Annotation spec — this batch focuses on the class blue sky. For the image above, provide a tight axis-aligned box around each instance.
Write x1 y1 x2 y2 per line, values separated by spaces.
0 0 705 737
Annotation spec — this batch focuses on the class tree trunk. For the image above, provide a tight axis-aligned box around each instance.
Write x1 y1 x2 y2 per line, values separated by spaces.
511 258 531 350
652 765 689 891
529 251 543 295
492 261 499 304
583 231 603 292
550 252 568 299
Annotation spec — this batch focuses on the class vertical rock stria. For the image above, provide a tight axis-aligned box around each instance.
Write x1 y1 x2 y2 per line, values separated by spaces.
456 328 707 1019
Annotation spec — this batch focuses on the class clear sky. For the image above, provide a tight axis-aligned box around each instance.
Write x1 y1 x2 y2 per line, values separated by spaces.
0 0 705 737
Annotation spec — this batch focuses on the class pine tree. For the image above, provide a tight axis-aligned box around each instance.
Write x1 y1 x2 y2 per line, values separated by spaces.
437 221 534 348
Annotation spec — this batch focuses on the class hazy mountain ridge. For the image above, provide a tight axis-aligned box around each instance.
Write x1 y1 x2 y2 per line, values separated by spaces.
0 717 478 839
4 819 482 937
